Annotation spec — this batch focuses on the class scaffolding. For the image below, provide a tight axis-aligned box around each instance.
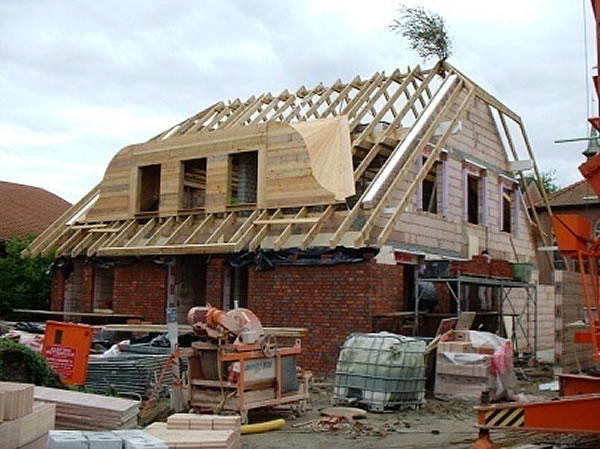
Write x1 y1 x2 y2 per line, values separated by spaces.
416 274 537 356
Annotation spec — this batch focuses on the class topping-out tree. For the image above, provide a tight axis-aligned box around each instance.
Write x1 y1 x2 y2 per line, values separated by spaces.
389 4 453 62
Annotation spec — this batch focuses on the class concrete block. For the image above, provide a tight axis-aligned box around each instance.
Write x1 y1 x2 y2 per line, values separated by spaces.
48 432 89 449
85 431 123 449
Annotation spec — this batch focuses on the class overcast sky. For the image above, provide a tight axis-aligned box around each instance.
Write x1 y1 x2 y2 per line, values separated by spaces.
0 0 594 203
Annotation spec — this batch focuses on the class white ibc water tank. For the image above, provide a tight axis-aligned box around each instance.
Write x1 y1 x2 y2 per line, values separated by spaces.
334 332 426 411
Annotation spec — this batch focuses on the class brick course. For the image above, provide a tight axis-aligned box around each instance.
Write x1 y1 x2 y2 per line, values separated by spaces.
248 262 404 372
50 269 65 311
112 262 168 323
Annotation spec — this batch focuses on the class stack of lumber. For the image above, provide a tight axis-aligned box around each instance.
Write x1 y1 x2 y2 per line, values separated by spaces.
0 382 55 449
34 386 139 430
145 413 241 449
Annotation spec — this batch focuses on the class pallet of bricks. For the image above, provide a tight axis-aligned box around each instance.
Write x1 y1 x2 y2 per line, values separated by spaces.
145 413 241 449
0 382 55 449
434 330 516 401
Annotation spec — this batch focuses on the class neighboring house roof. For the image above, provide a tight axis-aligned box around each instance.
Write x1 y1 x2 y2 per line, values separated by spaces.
24 61 537 259
538 179 600 208
0 181 71 241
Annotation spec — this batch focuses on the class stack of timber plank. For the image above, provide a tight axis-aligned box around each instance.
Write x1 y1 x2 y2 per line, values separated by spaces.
145 413 241 449
34 386 139 430
0 382 56 449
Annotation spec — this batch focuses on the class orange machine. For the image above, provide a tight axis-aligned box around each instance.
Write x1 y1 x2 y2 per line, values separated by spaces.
471 3 600 447
184 304 310 424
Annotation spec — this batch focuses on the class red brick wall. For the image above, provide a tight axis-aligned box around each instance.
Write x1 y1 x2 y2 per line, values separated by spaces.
80 264 94 312
50 269 65 311
247 263 404 373
113 262 168 323
206 256 225 306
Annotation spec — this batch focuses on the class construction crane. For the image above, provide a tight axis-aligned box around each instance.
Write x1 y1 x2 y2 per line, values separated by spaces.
471 2 600 448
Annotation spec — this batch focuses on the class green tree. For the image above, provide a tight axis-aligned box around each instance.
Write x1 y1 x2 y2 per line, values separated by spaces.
0 236 54 316
389 4 453 61
538 170 560 195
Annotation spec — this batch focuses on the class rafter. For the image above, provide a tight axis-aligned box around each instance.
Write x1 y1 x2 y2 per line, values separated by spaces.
273 207 308 251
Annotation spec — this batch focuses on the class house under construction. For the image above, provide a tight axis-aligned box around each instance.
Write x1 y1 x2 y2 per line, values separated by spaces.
25 61 554 372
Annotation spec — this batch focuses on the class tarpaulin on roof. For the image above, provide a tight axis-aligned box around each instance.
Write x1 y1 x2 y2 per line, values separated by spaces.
290 115 355 200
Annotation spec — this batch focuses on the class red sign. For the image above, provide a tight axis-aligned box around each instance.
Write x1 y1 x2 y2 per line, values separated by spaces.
44 345 76 379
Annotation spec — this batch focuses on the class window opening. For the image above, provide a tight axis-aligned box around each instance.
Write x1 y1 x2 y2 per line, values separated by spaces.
501 187 513 232
139 164 161 212
421 156 438 214
230 151 258 205
467 174 480 224
182 158 207 209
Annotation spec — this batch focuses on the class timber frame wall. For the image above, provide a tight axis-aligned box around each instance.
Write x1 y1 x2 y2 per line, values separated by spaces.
25 62 553 263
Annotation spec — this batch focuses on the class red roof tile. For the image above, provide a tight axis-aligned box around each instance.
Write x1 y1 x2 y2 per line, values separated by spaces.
543 179 600 208
0 181 71 240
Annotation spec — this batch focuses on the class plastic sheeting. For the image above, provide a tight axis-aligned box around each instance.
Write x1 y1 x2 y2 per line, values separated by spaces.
228 247 378 271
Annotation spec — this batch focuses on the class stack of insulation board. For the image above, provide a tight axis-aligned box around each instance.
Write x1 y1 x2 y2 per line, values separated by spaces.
0 382 56 449
145 413 241 449
434 331 500 400
34 386 139 430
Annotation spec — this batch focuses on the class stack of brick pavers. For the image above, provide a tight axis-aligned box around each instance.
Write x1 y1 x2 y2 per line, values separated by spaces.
145 414 241 449
0 382 56 449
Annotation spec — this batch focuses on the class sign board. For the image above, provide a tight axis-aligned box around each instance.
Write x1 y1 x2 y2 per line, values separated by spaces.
42 320 92 385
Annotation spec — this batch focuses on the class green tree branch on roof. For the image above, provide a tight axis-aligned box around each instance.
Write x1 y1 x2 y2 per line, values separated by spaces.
389 4 453 61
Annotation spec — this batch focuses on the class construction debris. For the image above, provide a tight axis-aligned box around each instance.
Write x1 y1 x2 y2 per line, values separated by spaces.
34 386 139 430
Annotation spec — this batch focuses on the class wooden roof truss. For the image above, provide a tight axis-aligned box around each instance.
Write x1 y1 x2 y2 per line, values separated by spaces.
24 62 555 263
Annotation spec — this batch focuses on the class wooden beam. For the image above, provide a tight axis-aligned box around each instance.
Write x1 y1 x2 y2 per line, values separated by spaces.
26 184 100 257
375 86 476 246
145 217 175 246
355 79 466 246
248 209 281 252
348 72 397 130
70 231 96 257
125 218 156 247
498 113 556 271
39 226 74 257
97 243 238 257
206 213 237 244
300 205 335 250
183 214 215 244
235 209 269 251
273 207 308 251
254 217 319 225
53 229 83 256
86 232 112 257
165 215 194 245
70 223 108 230
229 209 261 243
104 220 136 248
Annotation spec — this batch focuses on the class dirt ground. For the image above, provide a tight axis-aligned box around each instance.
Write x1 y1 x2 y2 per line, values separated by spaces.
240 369 600 449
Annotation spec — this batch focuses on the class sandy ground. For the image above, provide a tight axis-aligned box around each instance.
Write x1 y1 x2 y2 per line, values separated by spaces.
240 371 600 449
